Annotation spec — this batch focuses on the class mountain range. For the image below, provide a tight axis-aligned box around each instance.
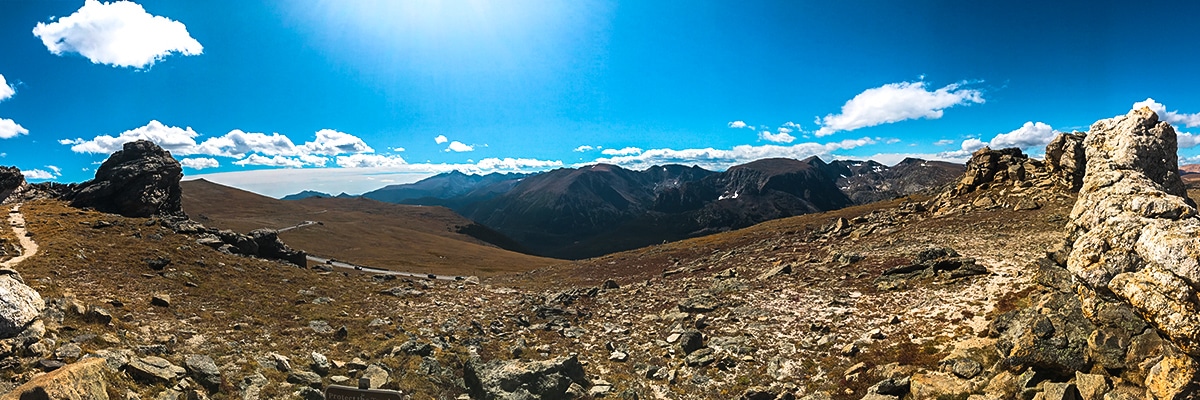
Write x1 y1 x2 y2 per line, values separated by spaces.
284 156 965 259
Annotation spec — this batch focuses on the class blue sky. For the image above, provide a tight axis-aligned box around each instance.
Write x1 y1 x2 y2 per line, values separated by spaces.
3 0 1200 197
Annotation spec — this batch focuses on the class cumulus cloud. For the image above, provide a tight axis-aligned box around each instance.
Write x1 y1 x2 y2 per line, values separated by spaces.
1177 131 1200 149
601 147 643 156
32 0 202 69
0 74 13 101
815 80 984 137
179 157 218 170
301 129 374 155
0 118 28 139
62 121 375 163
933 139 956 146
1133 98 1200 128
573 145 594 152
62 120 201 154
0 74 28 140
728 120 751 129
434 135 448 144
445 141 474 152
587 138 876 171
22 169 57 180
941 121 1058 159
988 121 1058 150
476 158 564 170
759 129 796 143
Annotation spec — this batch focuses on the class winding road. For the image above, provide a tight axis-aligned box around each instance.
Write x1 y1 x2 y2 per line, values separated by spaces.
1 204 37 269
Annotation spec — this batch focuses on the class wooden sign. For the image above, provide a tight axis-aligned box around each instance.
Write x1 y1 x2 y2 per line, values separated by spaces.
324 385 404 400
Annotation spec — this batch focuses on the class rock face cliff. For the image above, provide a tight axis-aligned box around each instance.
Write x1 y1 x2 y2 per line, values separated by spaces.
70 140 185 219
1067 108 1200 373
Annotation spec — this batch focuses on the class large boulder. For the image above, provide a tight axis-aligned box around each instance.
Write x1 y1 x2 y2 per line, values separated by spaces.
70 140 186 219
464 355 590 400
0 274 44 338
0 358 111 400
1065 107 1200 358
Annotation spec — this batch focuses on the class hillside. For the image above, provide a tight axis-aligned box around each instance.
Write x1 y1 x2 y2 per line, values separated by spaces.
180 179 554 277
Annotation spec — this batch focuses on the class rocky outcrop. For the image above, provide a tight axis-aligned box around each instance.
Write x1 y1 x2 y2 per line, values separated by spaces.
0 358 112 400
464 355 590 400
1064 108 1200 359
1044 132 1087 191
193 227 307 267
0 166 23 203
70 140 186 219
952 147 1042 195
0 274 44 338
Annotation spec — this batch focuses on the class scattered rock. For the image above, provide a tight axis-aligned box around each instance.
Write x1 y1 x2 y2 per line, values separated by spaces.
1144 352 1198 399
126 356 186 384
310 352 331 375
678 295 720 313
685 348 717 367
0 274 45 338
287 371 323 389
183 354 221 392
951 358 981 379
150 294 171 307
464 355 588 400
679 330 704 354
360 364 388 389
0 358 111 400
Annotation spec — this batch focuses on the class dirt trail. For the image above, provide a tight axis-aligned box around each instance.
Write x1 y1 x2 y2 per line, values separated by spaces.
1 204 37 269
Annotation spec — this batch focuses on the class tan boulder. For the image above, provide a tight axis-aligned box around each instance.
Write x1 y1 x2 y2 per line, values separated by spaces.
0 358 111 400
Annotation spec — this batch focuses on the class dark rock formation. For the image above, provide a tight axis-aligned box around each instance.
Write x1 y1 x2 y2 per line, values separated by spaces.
0 166 23 202
192 227 307 268
70 140 185 219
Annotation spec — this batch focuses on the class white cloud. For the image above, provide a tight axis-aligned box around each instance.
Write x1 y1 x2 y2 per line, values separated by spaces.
587 138 876 171
0 118 29 139
573 145 594 152
193 129 299 157
601 147 643 156
32 0 203 69
1178 131 1200 149
933 139 956 146
179 157 219 170
0 74 14 101
782 121 802 130
63 121 376 165
445 141 474 152
1133 98 1200 128
302 129 374 155
21 169 56 180
988 121 1058 150
728 120 751 129
64 120 200 154
434 135 448 144
335 154 408 168
46 165 61 175
759 130 796 143
814 80 984 137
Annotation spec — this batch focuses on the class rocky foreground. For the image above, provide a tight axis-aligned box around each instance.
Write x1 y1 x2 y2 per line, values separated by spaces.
0 108 1198 399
